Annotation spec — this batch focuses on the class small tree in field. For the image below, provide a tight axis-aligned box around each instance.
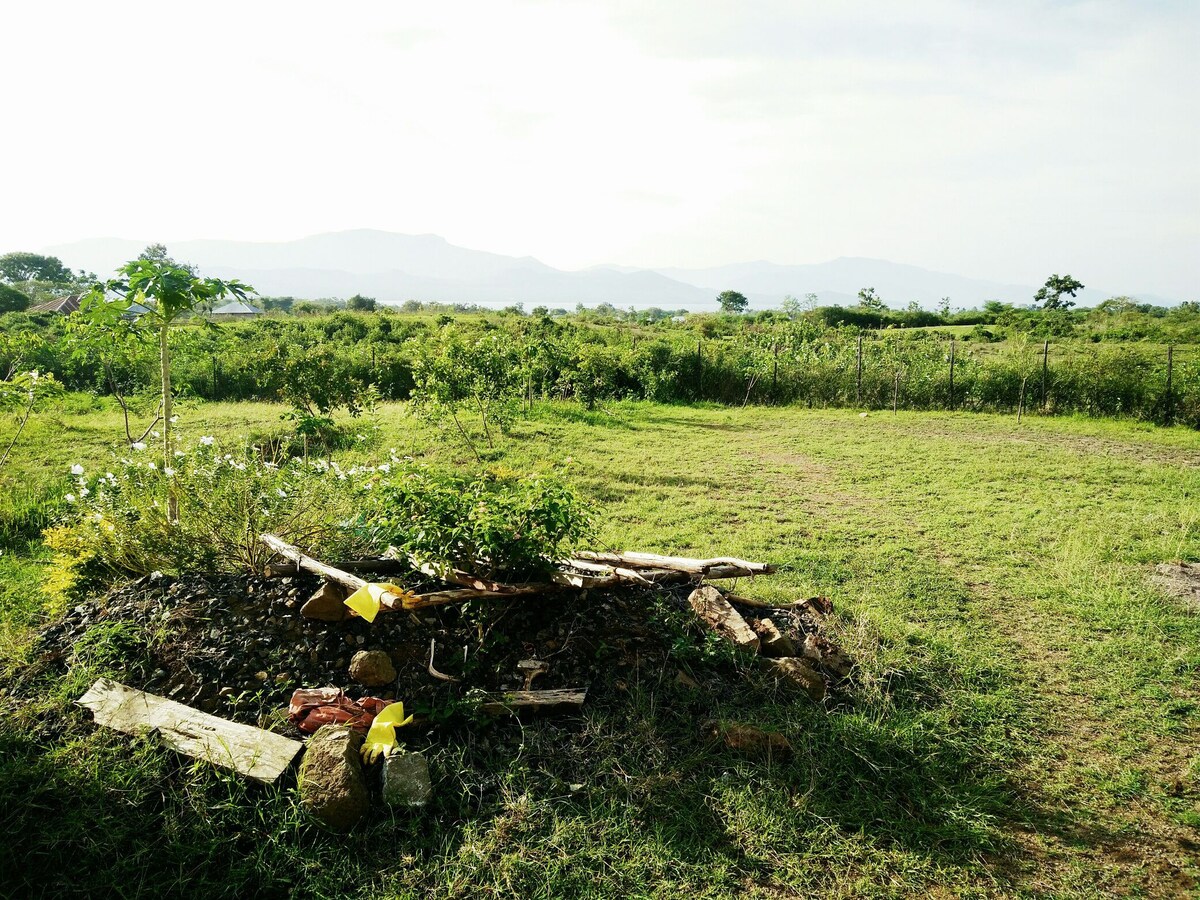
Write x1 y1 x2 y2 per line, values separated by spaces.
1035 274 1084 310
82 256 252 520
717 290 749 314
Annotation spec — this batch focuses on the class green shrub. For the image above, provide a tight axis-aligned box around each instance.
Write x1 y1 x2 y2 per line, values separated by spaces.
51 438 367 576
364 463 592 581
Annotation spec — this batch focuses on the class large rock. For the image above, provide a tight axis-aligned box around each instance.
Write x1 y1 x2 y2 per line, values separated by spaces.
349 650 396 687
382 751 433 808
297 725 369 831
300 582 348 622
688 586 760 652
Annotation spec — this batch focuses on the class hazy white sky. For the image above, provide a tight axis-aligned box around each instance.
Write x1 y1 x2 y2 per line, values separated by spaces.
4 0 1197 296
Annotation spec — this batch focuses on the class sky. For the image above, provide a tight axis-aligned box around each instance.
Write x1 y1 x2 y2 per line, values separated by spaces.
4 0 1197 298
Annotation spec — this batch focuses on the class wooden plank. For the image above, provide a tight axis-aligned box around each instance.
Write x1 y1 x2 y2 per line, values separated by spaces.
477 688 588 715
76 678 302 783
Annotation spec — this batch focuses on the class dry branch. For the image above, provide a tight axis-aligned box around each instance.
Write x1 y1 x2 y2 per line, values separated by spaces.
260 533 413 614
477 688 588 716
575 550 774 577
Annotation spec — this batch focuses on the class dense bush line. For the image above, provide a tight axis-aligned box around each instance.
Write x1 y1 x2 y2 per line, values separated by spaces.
2 308 1197 427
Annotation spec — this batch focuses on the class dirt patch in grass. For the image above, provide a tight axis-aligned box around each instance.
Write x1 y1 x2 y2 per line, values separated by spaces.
1150 562 1200 611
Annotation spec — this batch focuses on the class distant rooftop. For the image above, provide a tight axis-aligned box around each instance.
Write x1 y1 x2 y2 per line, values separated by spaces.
211 300 262 316
28 293 81 315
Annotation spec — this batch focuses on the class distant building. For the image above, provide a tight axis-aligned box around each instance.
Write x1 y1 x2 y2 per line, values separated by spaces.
210 300 263 318
28 293 81 315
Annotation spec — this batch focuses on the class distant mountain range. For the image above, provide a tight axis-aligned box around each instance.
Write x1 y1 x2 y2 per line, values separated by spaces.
42 230 1174 310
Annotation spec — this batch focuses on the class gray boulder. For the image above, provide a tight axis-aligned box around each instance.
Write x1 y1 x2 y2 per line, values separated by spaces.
382 751 433 808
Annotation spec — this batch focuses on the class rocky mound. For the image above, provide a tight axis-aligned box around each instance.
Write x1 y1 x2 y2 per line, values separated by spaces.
29 570 847 737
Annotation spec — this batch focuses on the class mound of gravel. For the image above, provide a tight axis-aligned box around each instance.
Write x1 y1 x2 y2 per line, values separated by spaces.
30 570 841 736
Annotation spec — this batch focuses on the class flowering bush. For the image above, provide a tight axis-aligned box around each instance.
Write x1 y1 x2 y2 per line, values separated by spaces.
52 438 370 576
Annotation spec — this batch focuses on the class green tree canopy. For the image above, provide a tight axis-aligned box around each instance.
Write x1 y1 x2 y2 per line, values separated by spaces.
0 252 73 284
717 290 749 314
0 283 31 313
347 294 378 312
857 287 885 313
1035 274 1084 310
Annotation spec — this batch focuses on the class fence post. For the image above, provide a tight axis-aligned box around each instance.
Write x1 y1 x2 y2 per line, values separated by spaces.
948 337 955 411
855 335 863 406
1165 344 1175 426
1041 340 1049 409
696 339 703 399
772 343 779 399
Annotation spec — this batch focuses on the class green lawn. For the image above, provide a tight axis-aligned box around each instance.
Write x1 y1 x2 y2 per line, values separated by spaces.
2 399 1198 898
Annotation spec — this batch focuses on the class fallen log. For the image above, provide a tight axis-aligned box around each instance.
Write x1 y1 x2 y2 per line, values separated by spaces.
554 562 703 589
576 550 774 577
77 678 302 783
409 585 545 609
265 558 410 577
260 533 417 616
407 555 555 595
477 688 588 716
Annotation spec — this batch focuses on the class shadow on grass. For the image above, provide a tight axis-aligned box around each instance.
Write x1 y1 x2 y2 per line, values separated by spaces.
0 568 1142 900
0 648 1121 900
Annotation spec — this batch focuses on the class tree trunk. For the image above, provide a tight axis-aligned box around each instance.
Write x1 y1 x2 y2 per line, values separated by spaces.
159 322 178 523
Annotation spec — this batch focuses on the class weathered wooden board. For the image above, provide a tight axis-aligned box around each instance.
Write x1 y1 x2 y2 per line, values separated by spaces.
76 678 302 783
478 688 588 715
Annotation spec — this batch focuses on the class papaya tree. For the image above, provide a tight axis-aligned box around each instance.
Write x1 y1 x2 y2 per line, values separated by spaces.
82 256 253 520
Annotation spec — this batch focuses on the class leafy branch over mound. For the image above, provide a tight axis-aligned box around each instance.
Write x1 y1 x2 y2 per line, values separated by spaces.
362 464 592 582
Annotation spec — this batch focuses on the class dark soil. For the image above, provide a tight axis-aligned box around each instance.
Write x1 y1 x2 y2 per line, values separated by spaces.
26 570 843 739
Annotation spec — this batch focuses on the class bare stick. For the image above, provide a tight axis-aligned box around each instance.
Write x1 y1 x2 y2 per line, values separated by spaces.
427 638 460 683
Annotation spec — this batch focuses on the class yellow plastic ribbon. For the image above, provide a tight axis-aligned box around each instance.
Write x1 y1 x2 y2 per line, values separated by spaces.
343 583 415 623
361 701 414 763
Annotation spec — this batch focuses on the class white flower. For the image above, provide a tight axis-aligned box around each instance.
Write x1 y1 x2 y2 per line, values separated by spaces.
131 442 147 451
79 486 90 497
356 434 365 442
147 462 157 470
200 436 215 446
378 463 390 474
175 451 185 458
151 430 160 439
164 467 175 477
276 488 287 498
169 415 179 423
70 464 84 476
64 493 76 503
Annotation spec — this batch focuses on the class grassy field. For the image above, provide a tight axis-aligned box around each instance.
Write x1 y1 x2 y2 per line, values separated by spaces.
2 399 1199 898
